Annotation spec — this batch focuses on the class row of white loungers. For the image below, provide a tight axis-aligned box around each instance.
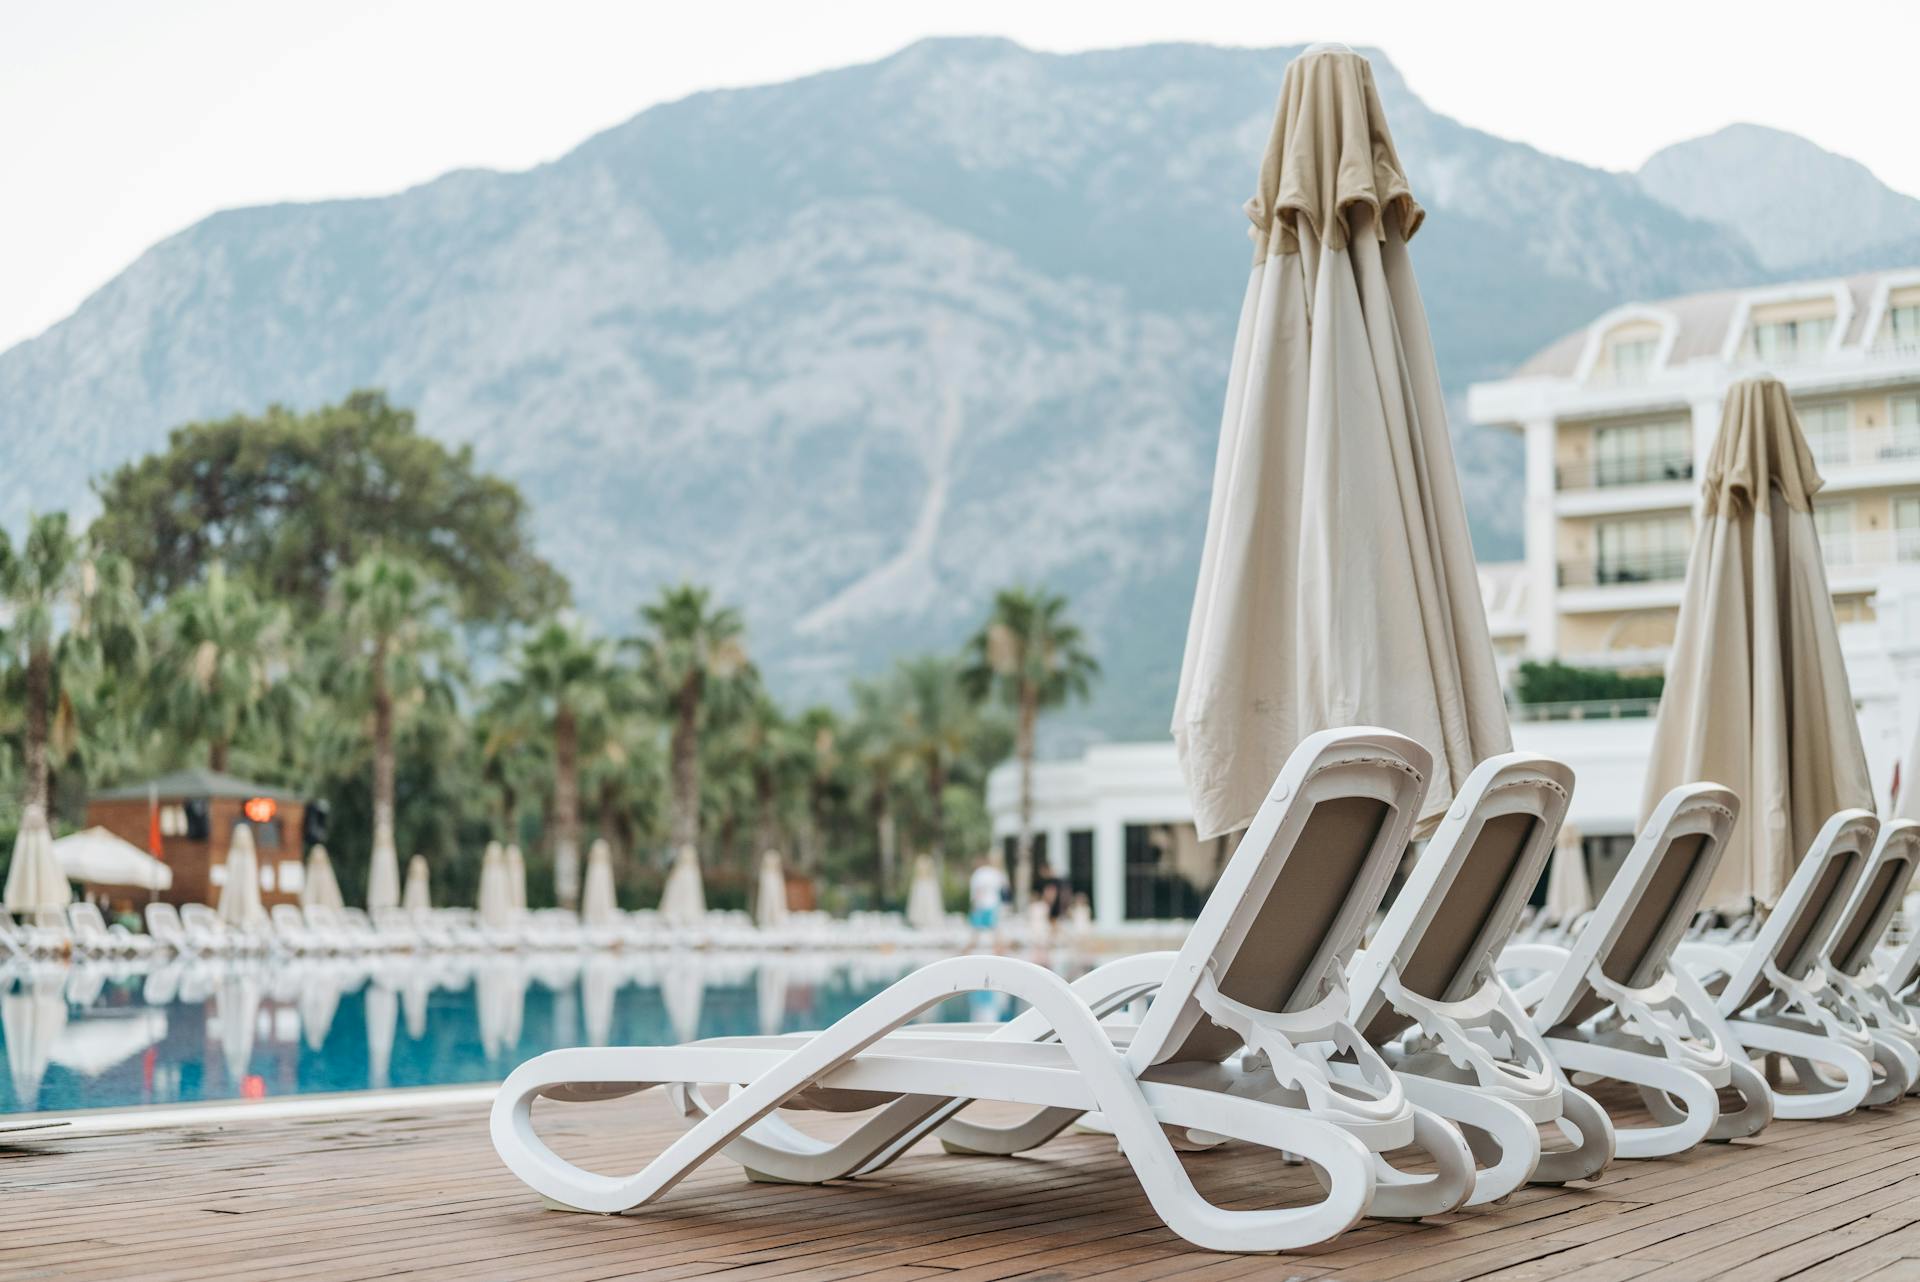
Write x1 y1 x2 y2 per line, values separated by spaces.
493 726 1920 1255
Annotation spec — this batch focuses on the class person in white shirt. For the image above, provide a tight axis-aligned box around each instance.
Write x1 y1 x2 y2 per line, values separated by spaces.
968 854 1009 941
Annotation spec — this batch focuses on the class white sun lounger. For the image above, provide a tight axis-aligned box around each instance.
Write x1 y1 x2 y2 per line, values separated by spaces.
67 903 155 959
1349 753 1614 1204
494 728 1476 1251
1812 819 1920 1091
1677 809 1912 1114
1502 783 1772 1156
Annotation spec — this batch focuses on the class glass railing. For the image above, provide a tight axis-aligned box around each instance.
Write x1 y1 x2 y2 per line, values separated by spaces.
1556 453 1694 491
1509 697 1660 723
1820 529 1920 569
1558 552 1691 588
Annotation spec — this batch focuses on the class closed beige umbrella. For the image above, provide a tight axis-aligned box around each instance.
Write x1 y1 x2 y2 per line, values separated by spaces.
4 805 70 917
477 842 512 929
658 844 706 926
580 839 618 928
366 826 402 913
1642 377 1873 911
302 844 344 911
403 855 432 915
755 850 789 929
1544 823 1592 924
905 854 944 932
505 844 528 915
216 826 268 931
1174 44 1509 841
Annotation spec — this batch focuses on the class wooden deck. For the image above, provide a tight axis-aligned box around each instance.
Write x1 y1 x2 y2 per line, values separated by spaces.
6 1087 1920 1281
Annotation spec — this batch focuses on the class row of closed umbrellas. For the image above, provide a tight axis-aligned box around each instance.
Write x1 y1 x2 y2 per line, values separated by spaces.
1174 43 1876 914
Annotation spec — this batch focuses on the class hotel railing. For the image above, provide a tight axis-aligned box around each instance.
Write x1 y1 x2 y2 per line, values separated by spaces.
1555 453 1694 492
1509 697 1660 723
1820 529 1920 569
1557 551 1691 588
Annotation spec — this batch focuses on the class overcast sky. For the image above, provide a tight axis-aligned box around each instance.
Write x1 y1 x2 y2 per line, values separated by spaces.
4 1 1916 353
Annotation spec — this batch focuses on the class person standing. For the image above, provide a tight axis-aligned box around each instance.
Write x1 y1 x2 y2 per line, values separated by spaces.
968 853 1009 947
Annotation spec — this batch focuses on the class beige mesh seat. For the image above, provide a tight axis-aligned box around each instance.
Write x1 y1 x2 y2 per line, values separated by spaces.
1678 810 1913 1114
1502 783 1772 1156
1814 819 1920 1092
493 728 1476 1251
1348 753 1612 1204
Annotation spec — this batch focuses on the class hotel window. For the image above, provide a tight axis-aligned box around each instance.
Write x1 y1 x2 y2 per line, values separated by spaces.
1750 314 1834 362
1815 500 1855 566
1890 304 1920 346
1608 335 1658 382
1895 496 1920 562
1892 394 1920 459
1798 401 1851 469
1592 418 1692 487
1594 513 1691 584
1123 822 1230 919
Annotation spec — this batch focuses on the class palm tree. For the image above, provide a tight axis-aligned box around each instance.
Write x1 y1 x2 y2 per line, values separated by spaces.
149 563 293 772
335 553 461 870
0 515 142 809
962 587 1099 908
629 584 750 860
849 676 910 900
495 618 626 908
894 655 978 882
793 704 845 871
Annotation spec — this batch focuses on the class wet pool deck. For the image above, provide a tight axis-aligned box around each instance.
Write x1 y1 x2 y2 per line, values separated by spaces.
4 1086 1920 1281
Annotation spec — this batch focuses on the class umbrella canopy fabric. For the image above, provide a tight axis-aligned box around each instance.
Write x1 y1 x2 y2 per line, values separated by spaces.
580 840 618 928
365 980 397 1089
1172 44 1510 841
403 855 432 915
215 826 268 930
302 845 345 911
1544 824 1592 924
4 806 72 915
905 855 944 931
366 826 402 913
51 827 172 893
478 842 513 929
658 845 706 926
505 845 528 914
755 851 789 929
214 968 262 1082
1641 377 1873 911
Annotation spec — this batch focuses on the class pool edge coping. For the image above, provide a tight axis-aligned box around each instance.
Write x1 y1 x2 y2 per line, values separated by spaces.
4 1083 501 1135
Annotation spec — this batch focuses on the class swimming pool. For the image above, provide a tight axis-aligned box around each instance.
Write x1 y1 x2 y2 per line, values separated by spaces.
0 952 1052 1115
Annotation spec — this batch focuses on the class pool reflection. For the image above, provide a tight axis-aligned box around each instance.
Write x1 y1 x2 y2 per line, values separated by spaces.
0 950 1063 1115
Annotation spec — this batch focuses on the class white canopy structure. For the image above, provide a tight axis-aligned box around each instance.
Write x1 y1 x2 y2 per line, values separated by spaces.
215 825 268 930
52 827 172 893
658 845 706 926
580 840 618 928
302 845 345 911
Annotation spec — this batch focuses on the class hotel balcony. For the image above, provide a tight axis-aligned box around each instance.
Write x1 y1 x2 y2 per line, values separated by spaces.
1555 452 1695 492
1557 551 1690 589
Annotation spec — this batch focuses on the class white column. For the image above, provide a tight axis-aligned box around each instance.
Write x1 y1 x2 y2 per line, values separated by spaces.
1046 825 1069 880
1689 396 1721 522
1523 417 1560 658
1093 813 1126 928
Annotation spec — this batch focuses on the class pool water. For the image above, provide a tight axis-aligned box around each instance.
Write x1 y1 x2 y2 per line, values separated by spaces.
0 952 1045 1115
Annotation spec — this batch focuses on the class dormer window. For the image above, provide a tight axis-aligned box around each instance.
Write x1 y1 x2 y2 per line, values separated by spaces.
1890 303 1920 347
1609 336 1657 382
1748 314 1833 363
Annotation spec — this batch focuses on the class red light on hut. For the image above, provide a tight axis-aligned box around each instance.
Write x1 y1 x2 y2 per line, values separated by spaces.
243 797 277 824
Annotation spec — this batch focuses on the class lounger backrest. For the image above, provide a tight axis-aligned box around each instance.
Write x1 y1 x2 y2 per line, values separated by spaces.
1129 727 1432 1070
1718 809 1878 1016
1350 752 1572 1042
145 901 183 941
1823 819 1919 980
69 903 108 938
1533 782 1739 1032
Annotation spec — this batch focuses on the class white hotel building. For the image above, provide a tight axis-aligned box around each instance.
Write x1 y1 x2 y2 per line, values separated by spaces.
990 268 1920 927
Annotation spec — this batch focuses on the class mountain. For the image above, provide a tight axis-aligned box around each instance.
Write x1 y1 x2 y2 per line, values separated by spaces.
1638 124 1920 271
0 37 1887 741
